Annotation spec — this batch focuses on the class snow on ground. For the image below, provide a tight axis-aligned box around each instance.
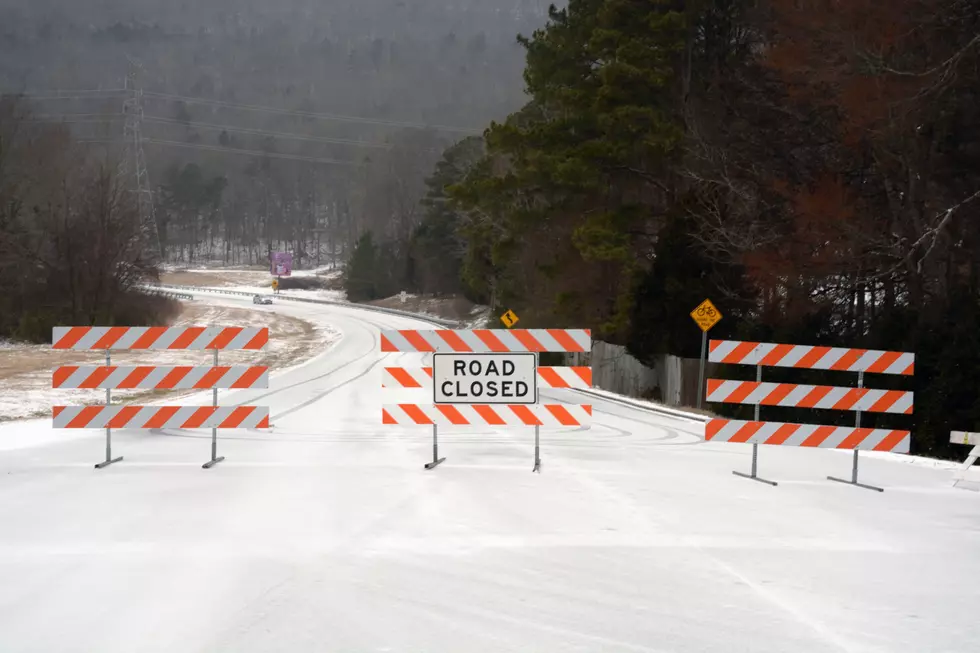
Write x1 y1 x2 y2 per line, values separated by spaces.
0 302 340 422
1 289 978 652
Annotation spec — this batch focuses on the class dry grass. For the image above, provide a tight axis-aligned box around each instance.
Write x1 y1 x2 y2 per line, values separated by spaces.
0 303 338 422
160 270 272 288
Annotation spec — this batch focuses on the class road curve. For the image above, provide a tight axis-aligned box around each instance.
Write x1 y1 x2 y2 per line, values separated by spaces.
0 291 976 653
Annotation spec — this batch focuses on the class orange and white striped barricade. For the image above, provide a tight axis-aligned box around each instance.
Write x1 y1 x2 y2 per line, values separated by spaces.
950 431 980 489
707 340 914 490
51 326 270 469
381 329 592 471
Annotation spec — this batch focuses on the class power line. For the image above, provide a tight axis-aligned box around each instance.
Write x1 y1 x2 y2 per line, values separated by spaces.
16 88 483 134
79 138 357 166
30 114 442 152
143 91 481 134
142 115 400 150
11 90 126 100
31 113 124 119
19 89 126 95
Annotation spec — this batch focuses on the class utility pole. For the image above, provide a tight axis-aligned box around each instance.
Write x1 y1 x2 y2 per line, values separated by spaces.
121 58 162 261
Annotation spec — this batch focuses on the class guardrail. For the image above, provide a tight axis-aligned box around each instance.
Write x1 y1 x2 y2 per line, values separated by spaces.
138 286 194 301
136 283 461 327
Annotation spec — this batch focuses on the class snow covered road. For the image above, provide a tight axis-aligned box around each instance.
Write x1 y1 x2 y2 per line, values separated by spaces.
0 292 977 652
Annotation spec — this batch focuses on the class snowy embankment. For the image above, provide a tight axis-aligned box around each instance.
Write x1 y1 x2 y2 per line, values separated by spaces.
0 302 340 422
160 266 492 326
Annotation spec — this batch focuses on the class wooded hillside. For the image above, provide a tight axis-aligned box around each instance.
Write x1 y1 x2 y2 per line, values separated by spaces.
372 0 980 458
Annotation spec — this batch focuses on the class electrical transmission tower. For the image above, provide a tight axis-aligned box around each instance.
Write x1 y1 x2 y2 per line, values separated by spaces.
121 59 162 260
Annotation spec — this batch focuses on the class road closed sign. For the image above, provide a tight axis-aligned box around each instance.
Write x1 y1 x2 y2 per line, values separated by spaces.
433 353 537 404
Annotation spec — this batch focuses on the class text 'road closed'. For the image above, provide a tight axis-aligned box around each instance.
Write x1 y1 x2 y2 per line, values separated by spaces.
433 353 537 404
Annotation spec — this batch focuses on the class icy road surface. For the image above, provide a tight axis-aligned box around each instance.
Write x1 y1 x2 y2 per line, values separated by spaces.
0 291 977 653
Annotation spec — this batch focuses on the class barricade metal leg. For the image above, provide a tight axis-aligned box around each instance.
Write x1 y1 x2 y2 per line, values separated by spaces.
827 372 883 491
203 348 225 469
829 450 883 492
733 443 777 486
952 445 980 488
95 349 123 469
732 365 776 486
532 425 541 473
424 423 445 469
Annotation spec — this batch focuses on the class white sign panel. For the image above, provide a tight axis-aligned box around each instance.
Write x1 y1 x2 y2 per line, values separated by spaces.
433 353 537 404
951 431 980 446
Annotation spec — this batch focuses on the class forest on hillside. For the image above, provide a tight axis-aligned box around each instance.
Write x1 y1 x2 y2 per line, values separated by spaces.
0 0 548 265
346 0 980 458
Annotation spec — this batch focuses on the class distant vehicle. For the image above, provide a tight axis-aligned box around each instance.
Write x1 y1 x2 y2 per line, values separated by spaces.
253 295 273 305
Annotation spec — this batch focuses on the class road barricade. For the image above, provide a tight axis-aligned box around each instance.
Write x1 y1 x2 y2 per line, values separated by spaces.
380 328 592 472
51 326 270 469
706 339 914 490
949 431 980 489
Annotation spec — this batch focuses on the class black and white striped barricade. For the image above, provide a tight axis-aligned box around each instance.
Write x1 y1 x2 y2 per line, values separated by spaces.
950 431 980 489
380 329 592 472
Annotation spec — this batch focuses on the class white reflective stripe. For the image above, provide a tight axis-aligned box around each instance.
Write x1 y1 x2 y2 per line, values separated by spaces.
819 428 854 449
58 367 93 388
743 382 777 404
53 366 267 389
810 347 849 370
547 367 591 388
783 384 816 405
225 328 266 350
382 404 591 427
382 331 417 352
707 340 741 363
706 419 743 441
743 343 772 365
774 345 809 367
51 407 79 428
706 420 910 451
72 328 110 350
706 380 743 402
111 329 147 349
853 350 882 372
778 423 820 447
884 352 915 374
381 368 431 387
745 421 782 443
951 431 980 446
149 328 185 349
891 433 911 453
382 330 590 352
886 391 914 414
815 385 851 409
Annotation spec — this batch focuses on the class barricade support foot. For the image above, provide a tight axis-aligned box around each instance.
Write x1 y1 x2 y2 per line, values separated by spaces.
827 475 883 492
202 456 225 469
95 456 123 469
424 457 446 470
733 470 777 486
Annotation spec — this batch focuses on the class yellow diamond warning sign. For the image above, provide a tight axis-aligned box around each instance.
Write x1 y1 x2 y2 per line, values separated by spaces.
500 309 519 328
690 298 722 332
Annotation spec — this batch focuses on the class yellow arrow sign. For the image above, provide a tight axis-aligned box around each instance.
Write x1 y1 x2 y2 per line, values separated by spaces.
500 309 519 328
690 298 722 332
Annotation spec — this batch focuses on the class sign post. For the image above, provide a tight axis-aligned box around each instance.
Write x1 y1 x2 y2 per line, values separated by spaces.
95 348 123 469
690 299 722 409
